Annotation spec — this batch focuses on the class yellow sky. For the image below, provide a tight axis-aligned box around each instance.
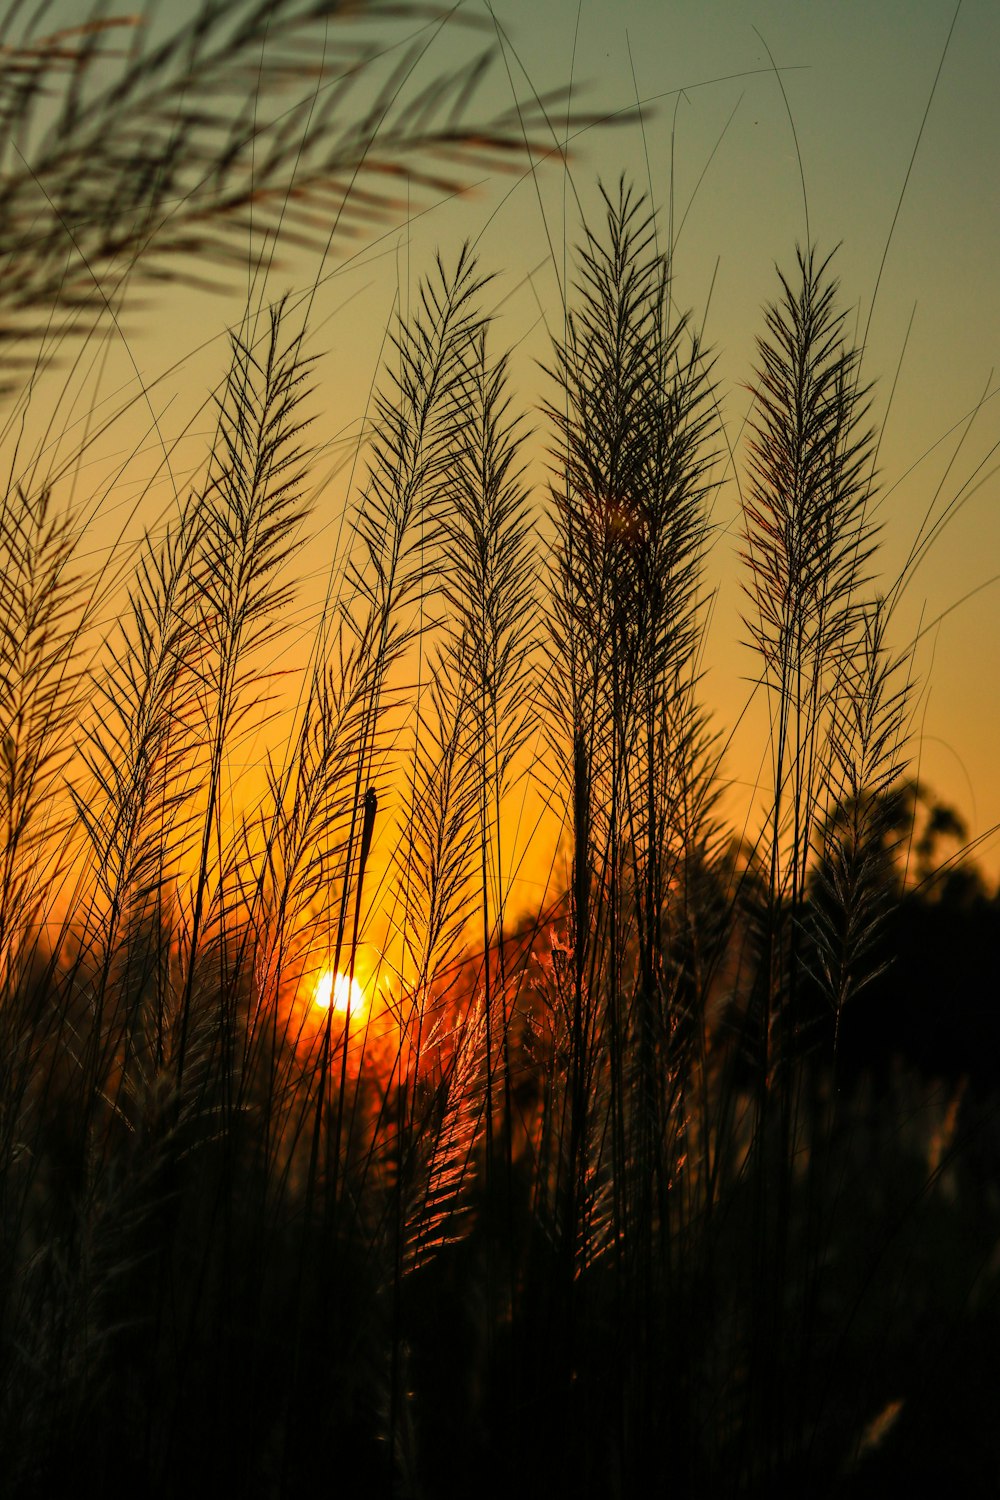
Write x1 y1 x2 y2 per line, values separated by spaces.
9 0 1000 905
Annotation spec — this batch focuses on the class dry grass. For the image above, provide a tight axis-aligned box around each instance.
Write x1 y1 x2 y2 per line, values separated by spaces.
1 4 998 1496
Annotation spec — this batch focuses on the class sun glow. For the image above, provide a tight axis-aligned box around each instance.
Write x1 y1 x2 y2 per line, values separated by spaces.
314 969 365 1016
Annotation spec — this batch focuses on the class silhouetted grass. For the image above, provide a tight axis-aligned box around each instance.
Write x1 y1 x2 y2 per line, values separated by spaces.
2 4 999 1497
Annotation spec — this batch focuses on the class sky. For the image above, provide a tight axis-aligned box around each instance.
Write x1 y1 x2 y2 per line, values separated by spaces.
13 0 1000 894
441 0 1000 882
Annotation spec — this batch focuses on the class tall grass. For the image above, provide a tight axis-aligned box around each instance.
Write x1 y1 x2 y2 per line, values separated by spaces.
1 4 998 1496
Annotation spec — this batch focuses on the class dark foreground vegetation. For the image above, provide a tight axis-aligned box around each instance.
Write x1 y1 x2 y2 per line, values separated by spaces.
2 3 998 1495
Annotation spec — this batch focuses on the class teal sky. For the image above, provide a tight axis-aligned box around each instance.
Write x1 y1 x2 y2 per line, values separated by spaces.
20 0 1000 876
400 0 1000 875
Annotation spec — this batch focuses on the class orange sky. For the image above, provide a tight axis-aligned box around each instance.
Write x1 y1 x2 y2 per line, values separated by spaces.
11 0 1000 913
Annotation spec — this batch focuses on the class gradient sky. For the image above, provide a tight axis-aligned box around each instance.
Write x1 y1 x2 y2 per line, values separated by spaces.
448 0 1000 880
20 0 1000 887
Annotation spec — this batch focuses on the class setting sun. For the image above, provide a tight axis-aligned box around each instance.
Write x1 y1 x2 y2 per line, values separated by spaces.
314 970 365 1016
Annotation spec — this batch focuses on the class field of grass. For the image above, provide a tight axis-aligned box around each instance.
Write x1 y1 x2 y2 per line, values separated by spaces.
2 3 999 1495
